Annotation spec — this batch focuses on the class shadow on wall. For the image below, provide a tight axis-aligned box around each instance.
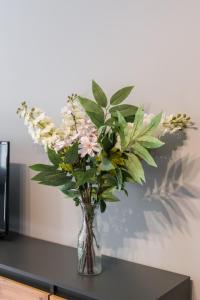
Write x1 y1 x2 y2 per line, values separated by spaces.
9 163 30 234
101 131 200 254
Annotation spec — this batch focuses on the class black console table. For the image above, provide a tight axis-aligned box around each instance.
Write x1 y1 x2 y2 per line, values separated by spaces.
0 233 191 300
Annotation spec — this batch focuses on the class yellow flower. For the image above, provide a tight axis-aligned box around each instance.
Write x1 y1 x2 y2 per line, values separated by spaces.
110 152 125 166
59 162 73 172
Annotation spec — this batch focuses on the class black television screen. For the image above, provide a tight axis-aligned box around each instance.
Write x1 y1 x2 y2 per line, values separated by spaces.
0 141 9 235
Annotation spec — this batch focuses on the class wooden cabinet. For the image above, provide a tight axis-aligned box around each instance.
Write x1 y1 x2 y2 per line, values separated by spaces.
0 276 49 300
50 296 66 299
0 276 67 300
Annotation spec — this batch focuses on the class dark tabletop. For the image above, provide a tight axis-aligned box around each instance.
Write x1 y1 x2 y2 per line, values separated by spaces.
0 233 190 300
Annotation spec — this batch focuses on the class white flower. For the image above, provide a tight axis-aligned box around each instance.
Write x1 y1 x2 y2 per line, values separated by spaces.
17 98 100 155
143 113 155 127
60 98 99 151
32 112 46 125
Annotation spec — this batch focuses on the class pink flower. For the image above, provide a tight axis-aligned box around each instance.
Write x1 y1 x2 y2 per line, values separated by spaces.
53 139 66 151
79 136 100 157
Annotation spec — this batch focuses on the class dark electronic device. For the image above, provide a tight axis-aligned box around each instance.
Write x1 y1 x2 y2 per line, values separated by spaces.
0 141 10 236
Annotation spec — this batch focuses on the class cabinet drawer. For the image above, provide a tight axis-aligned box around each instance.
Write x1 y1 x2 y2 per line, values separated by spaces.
0 276 49 300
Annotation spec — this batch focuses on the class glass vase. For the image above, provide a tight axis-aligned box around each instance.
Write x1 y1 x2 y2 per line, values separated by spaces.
77 203 102 275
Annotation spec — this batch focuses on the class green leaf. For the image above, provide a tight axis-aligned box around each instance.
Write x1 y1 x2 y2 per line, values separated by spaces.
47 148 62 166
60 180 79 198
101 188 120 202
134 107 144 129
73 197 80 206
78 97 104 127
105 117 114 126
129 107 144 141
40 174 68 186
116 168 123 189
110 86 134 105
124 115 135 123
101 135 112 152
31 170 61 181
116 111 133 150
121 169 133 182
92 80 107 107
122 187 128 196
109 104 138 117
32 171 69 186
137 136 165 149
64 142 79 164
86 111 105 128
101 173 118 188
100 199 106 213
101 132 116 152
132 142 157 167
59 181 76 194
78 97 101 113
116 111 127 128
100 157 115 171
29 164 56 172
125 153 145 184
73 168 96 186
63 189 80 198
98 125 107 140
140 112 162 136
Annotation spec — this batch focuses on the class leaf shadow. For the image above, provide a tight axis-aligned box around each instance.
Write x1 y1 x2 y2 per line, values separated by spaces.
100 131 200 255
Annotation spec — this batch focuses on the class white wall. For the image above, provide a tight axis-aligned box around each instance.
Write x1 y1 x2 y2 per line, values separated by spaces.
0 0 200 298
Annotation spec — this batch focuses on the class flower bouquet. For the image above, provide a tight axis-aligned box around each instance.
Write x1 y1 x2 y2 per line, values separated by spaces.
17 81 192 275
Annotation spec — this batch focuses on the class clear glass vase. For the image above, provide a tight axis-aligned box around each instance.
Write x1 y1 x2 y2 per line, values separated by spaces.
77 203 102 275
